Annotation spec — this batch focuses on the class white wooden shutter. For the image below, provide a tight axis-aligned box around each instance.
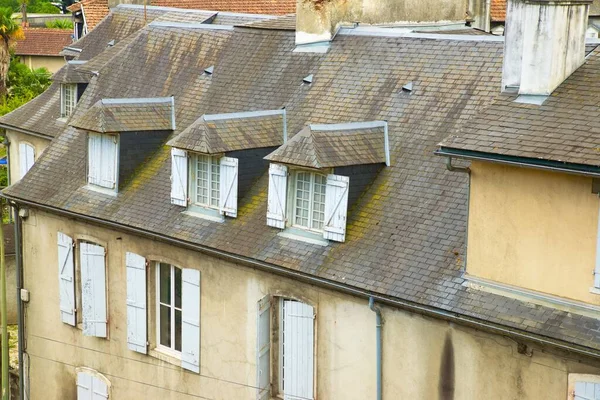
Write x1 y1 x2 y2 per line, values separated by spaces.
88 133 117 189
219 157 238 218
57 232 76 326
323 174 350 242
182 268 200 373
77 372 109 400
126 252 147 354
257 297 271 400
19 143 35 179
267 164 287 229
575 381 600 399
170 148 188 206
80 242 108 338
282 300 314 400
88 133 101 186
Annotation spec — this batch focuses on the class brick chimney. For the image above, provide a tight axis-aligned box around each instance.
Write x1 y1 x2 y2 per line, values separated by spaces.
502 0 591 95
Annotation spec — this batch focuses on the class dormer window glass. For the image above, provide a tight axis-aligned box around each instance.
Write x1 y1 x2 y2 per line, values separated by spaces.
293 171 326 231
88 132 118 190
191 154 220 209
61 83 77 118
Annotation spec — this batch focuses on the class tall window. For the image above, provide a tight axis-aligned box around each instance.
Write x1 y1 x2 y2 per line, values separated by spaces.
18 142 35 179
190 154 220 209
61 83 77 118
293 171 326 231
88 133 118 190
157 263 182 354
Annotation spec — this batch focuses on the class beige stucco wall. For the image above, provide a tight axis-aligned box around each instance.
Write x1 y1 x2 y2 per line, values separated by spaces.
6 130 51 186
21 208 600 399
19 55 66 74
467 161 600 304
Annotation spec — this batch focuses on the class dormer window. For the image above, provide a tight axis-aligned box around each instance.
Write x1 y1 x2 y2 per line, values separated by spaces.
87 132 118 190
292 171 326 232
190 154 221 210
61 83 77 118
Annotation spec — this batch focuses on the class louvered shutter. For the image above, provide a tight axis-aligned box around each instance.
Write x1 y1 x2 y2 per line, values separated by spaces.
19 143 35 179
126 252 147 354
574 381 600 399
219 157 238 218
282 300 314 400
182 268 200 373
77 372 109 400
57 232 76 326
257 297 271 400
80 242 108 337
267 164 288 229
323 174 350 242
170 148 188 206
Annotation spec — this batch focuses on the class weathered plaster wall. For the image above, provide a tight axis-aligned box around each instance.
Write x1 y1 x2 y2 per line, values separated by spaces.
5 130 51 185
19 55 66 74
467 161 600 304
21 208 600 399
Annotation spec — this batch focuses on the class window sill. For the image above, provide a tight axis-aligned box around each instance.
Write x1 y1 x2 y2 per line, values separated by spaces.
589 287 600 295
183 208 224 223
149 347 182 368
56 117 68 123
278 227 328 246
83 184 117 197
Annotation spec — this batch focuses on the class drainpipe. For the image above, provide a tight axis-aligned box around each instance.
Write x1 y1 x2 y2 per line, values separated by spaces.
11 204 24 399
369 297 382 400
445 156 470 173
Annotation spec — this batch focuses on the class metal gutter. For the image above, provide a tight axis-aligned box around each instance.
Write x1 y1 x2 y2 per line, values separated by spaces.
436 147 600 178
4 194 600 361
0 124 55 141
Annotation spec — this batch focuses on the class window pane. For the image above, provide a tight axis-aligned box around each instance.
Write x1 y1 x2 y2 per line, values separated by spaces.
159 263 171 305
195 155 209 205
159 305 171 347
312 174 327 230
294 172 311 227
175 310 182 352
174 267 182 309
210 157 220 207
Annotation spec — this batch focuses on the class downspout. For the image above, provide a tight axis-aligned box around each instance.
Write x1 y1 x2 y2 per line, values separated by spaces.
11 203 24 399
369 297 382 400
445 156 470 173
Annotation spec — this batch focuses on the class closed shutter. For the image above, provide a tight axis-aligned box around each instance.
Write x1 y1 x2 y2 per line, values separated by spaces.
88 133 117 189
282 300 314 400
323 174 350 243
595 201 600 289
219 157 238 218
77 372 109 400
126 252 147 354
19 143 35 179
181 268 200 373
80 242 108 337
574 381 600 399
57 232 76 326
257 297 271 400
267 164 288 229
170 148 188 206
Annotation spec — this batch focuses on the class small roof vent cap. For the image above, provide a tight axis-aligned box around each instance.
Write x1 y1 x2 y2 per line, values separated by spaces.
107 39 115 47
401 82 413 93
204 65 214 75
303 74 313 85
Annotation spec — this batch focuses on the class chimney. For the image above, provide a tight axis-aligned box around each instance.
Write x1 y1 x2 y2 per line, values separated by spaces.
502 0 591 95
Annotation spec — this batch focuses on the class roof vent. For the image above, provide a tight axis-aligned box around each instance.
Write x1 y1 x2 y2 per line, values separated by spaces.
107 39 115 47
401 82 413 93
303 74 313 84
204 66 214 75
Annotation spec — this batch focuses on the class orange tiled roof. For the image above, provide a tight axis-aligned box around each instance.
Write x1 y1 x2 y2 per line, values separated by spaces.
151 0 295 14
14 28 73 56
490 0 506 22
67 0 110 30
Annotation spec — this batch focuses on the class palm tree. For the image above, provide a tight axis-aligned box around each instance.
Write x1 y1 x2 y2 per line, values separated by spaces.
0 8 23 96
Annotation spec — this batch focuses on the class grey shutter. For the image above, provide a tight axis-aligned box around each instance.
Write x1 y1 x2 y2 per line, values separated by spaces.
57 232 76 326
257 297 271 400
323 174 350 242
181 268 200 373
80 242 108 337
575 381 600 399
282 300 314 400
267 164 287 229
170 148 188 206
219 156 238 218
126 252 147 354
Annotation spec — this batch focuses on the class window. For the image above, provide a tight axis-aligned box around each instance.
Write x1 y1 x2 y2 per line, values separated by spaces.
88 132 118 190
156 263 182 354
293 171 326 231
257 296 315 400
18 142 35 179
569 374 600 399
61 83 77 118
76 369 110 399
190 154 220 209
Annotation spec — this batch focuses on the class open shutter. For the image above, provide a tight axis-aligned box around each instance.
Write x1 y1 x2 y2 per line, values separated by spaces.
282 300 314 400
80 242 107 337
88 133 102 186
170 148 188 206
57 232 76 326
219 157 238 218
19 143 35 179
574 381 600 399
101 134 117 190
256 297 271 400
126 252 147 354
182 268 200 373
267 164 287 229
323 174 350 242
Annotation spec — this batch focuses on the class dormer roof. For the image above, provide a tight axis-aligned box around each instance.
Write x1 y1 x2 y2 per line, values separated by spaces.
70 97 175 133
52 61 92 84
265 121 390 169
167 109 286 154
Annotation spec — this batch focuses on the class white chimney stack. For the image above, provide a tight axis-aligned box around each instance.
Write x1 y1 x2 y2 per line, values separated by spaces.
502 0 591 95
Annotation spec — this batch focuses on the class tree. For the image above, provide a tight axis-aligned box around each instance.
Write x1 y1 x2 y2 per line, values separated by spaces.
0 8 23 96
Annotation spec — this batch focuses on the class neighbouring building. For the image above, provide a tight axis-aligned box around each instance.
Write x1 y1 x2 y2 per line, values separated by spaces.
15 28 72 73
3 223 16 325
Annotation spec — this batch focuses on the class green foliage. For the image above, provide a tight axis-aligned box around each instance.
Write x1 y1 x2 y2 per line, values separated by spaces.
0 0 60 13
0 58 50 116
45 18 73 29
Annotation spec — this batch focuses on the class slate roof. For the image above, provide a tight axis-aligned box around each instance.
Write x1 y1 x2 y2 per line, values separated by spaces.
70 97 175 133
52 62 92 84
439 48 600 168
151 0 295 15
15 28 73 57
265 123 388 168
5 15 600 355
239 14 295 30
168 110 285 153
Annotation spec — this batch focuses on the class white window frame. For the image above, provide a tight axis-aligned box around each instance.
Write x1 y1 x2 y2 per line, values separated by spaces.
18 141 35 179
568 373 600 399
61 83 78 118
155 262 182 358
87 132 119 192
290 170 327 233
189 153 221 211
